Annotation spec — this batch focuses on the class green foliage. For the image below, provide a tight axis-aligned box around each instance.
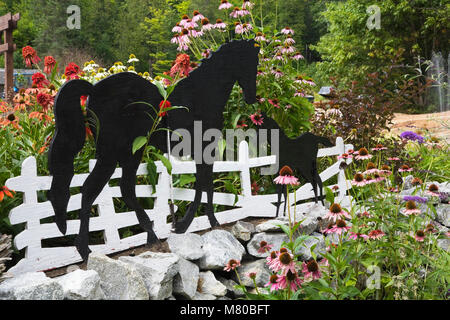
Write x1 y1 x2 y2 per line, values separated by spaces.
313 0 449 85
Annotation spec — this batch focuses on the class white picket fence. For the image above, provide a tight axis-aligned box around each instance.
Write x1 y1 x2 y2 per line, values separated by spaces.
5 138 353 275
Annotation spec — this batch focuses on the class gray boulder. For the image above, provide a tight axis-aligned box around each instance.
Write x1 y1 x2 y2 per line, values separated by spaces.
167 232 204 260
0 272 64 300
56 269 105 300
198 230 246 270
87 252 149 300
436 204 449 227
198 271 227 297
247 233 289 258
255 219 289 233
233 259 272 288
119 252 179 300
437 238 449 252
217 277 245 298
231 221 256 241
192 291 217 300
173 257 199 299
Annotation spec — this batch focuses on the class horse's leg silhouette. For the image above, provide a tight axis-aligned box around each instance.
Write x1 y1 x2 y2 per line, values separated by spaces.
204 166 219 229
119 152 159 245
75 158 117 261
174 181 202 233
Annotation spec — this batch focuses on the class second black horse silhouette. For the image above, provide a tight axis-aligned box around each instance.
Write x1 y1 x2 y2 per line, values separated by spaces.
259 113 334 216
48 40 260 260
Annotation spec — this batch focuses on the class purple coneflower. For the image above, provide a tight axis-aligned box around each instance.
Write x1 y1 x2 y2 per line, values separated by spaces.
281 45 295 54
291 52 304 60
415 230 425 242
192 10 205 22
214 19 227 30
302 260 321 281
355 147 372 160
219 0 233 10
265 274 281 292
349 232 369 240
402 200 421 216
281 27 294 35
201 18 213 31
284 36 295 45
351 173 368 187
426 184 440 197
387 157 401 161
325 219 351 235
268 98 280 108
324 203 351 222
338 153 353 160
368 229 385 240
271 69 284 78
399 164 413 173
363 162 379 175
250 112 264 126
273 166 299 186
294 91 305 97
224 259 241 272
230 7 249 18
372 144 387 151
277 270 302 291
255 32 267 42
242 0 255 9
172 23 182 33
257 241 273 254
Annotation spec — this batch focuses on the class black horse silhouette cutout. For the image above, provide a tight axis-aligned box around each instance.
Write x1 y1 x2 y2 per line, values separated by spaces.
48 40 260 261
259 112 334 216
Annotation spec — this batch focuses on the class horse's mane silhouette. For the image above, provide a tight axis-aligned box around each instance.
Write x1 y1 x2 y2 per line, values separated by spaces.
48 40 260 260
259 112 334 216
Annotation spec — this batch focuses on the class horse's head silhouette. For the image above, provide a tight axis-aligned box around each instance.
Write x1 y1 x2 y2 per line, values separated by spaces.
233 39 260 104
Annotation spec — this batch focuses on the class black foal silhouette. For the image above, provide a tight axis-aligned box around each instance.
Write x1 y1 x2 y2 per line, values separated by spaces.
259 113 334 216
48 40 260 261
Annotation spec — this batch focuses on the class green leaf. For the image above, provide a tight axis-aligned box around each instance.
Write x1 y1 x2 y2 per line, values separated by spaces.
324 187 335 204
132 136 147 155
179 174 196 187
146 161 158 195
154 81 167 99
152 152 172 175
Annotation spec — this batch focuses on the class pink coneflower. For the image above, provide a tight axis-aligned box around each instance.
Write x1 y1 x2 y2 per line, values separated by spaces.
273 166 299 186
219 0 233 10
179 14 190 27
281 27 294 35
241 23 253 33
324 203 351 222
281 45 295 54
347 149 355 154
245 271 257 280
379 164 392 176
274 52 284 61
324 219 351 235
426 184 440 197
355 147 372 160
415 230 425 242
201 18 213 31
284 36 296 45
348 232 369 240
268 98 281 108
192 10 204 22
302 260 321 281
351 173 368 187
337 153 353 160
188 27 203 38
277 251 296 276
257 241 273 254
184 19 198 29
171 34 180 44
371 173 385 183
372 144 387 151
402 200 420 216
214 19 227 30
425 223 436 234
271 68 284 78
277 271 302 291
242 0 255 9
224 259 241 272
172 22 182 33
294 91 305 98
398 164 413 172
266 251 278 268
255 32 267 42
250 112 264 126
368 229 385 240
359 211 372 218
235 22 244 34
230 7 249 18
291 52 304 60
256 95 266 103
387 157 401 161
265 274 281 292
363 162 379 175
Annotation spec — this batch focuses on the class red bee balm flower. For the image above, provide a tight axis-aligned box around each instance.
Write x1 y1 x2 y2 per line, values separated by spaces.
32 72 49 88
170 54 192 78
44 56 57 74
22 46 41 68
65 62 81 80
158 100 172 117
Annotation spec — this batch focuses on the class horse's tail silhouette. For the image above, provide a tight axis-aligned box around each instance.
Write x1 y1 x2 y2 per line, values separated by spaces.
48 79 93 235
